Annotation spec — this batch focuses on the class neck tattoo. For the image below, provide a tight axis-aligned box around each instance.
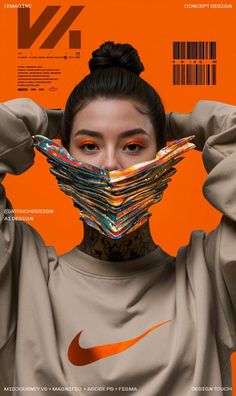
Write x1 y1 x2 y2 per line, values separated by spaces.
78 222 157 261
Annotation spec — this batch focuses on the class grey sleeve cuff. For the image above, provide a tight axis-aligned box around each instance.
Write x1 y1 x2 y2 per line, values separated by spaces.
165 112 192 140
45 109 63 140
165 111 205 151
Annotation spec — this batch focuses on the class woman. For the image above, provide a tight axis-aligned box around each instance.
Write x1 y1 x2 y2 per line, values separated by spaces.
0 42 235 395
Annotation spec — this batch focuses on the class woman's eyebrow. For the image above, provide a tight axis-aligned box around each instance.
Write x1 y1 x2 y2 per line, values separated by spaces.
73 129 149 138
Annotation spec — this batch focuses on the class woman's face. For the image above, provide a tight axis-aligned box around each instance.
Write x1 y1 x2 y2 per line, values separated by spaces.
69 98 158 170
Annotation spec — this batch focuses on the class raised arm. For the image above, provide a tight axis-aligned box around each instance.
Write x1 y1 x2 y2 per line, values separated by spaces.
166 100 236 220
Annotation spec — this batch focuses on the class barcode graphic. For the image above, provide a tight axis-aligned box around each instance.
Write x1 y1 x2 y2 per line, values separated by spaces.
173 41 217 85
173 41 216 60
173 64 216 85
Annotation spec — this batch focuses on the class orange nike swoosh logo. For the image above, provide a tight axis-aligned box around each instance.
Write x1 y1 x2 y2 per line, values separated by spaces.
68 320 171 366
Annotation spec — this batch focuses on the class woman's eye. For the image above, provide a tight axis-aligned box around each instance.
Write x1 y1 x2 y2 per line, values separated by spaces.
123 144 144 153
80 143 99 152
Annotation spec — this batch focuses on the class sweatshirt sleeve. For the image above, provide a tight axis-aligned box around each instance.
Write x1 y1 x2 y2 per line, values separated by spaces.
167 100 236 350
0 98 62 350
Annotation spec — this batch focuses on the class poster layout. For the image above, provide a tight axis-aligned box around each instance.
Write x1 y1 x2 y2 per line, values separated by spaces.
1 0 236 394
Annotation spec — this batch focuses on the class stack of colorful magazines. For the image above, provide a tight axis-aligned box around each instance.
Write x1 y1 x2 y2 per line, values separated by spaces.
33 135 195 239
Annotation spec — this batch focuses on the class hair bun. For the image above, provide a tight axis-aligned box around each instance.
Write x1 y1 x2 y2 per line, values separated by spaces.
89 41 144 76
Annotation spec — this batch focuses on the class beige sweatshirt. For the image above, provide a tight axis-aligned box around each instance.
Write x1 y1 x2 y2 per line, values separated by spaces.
0 99 235 396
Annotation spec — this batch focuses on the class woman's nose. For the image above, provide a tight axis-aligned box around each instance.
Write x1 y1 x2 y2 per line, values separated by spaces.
101 149 121 171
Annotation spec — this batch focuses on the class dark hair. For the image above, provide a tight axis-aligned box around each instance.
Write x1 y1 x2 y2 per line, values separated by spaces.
61 41 166 150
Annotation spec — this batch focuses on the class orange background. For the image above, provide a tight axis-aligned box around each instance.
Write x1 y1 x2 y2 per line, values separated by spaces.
1 0 236 391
